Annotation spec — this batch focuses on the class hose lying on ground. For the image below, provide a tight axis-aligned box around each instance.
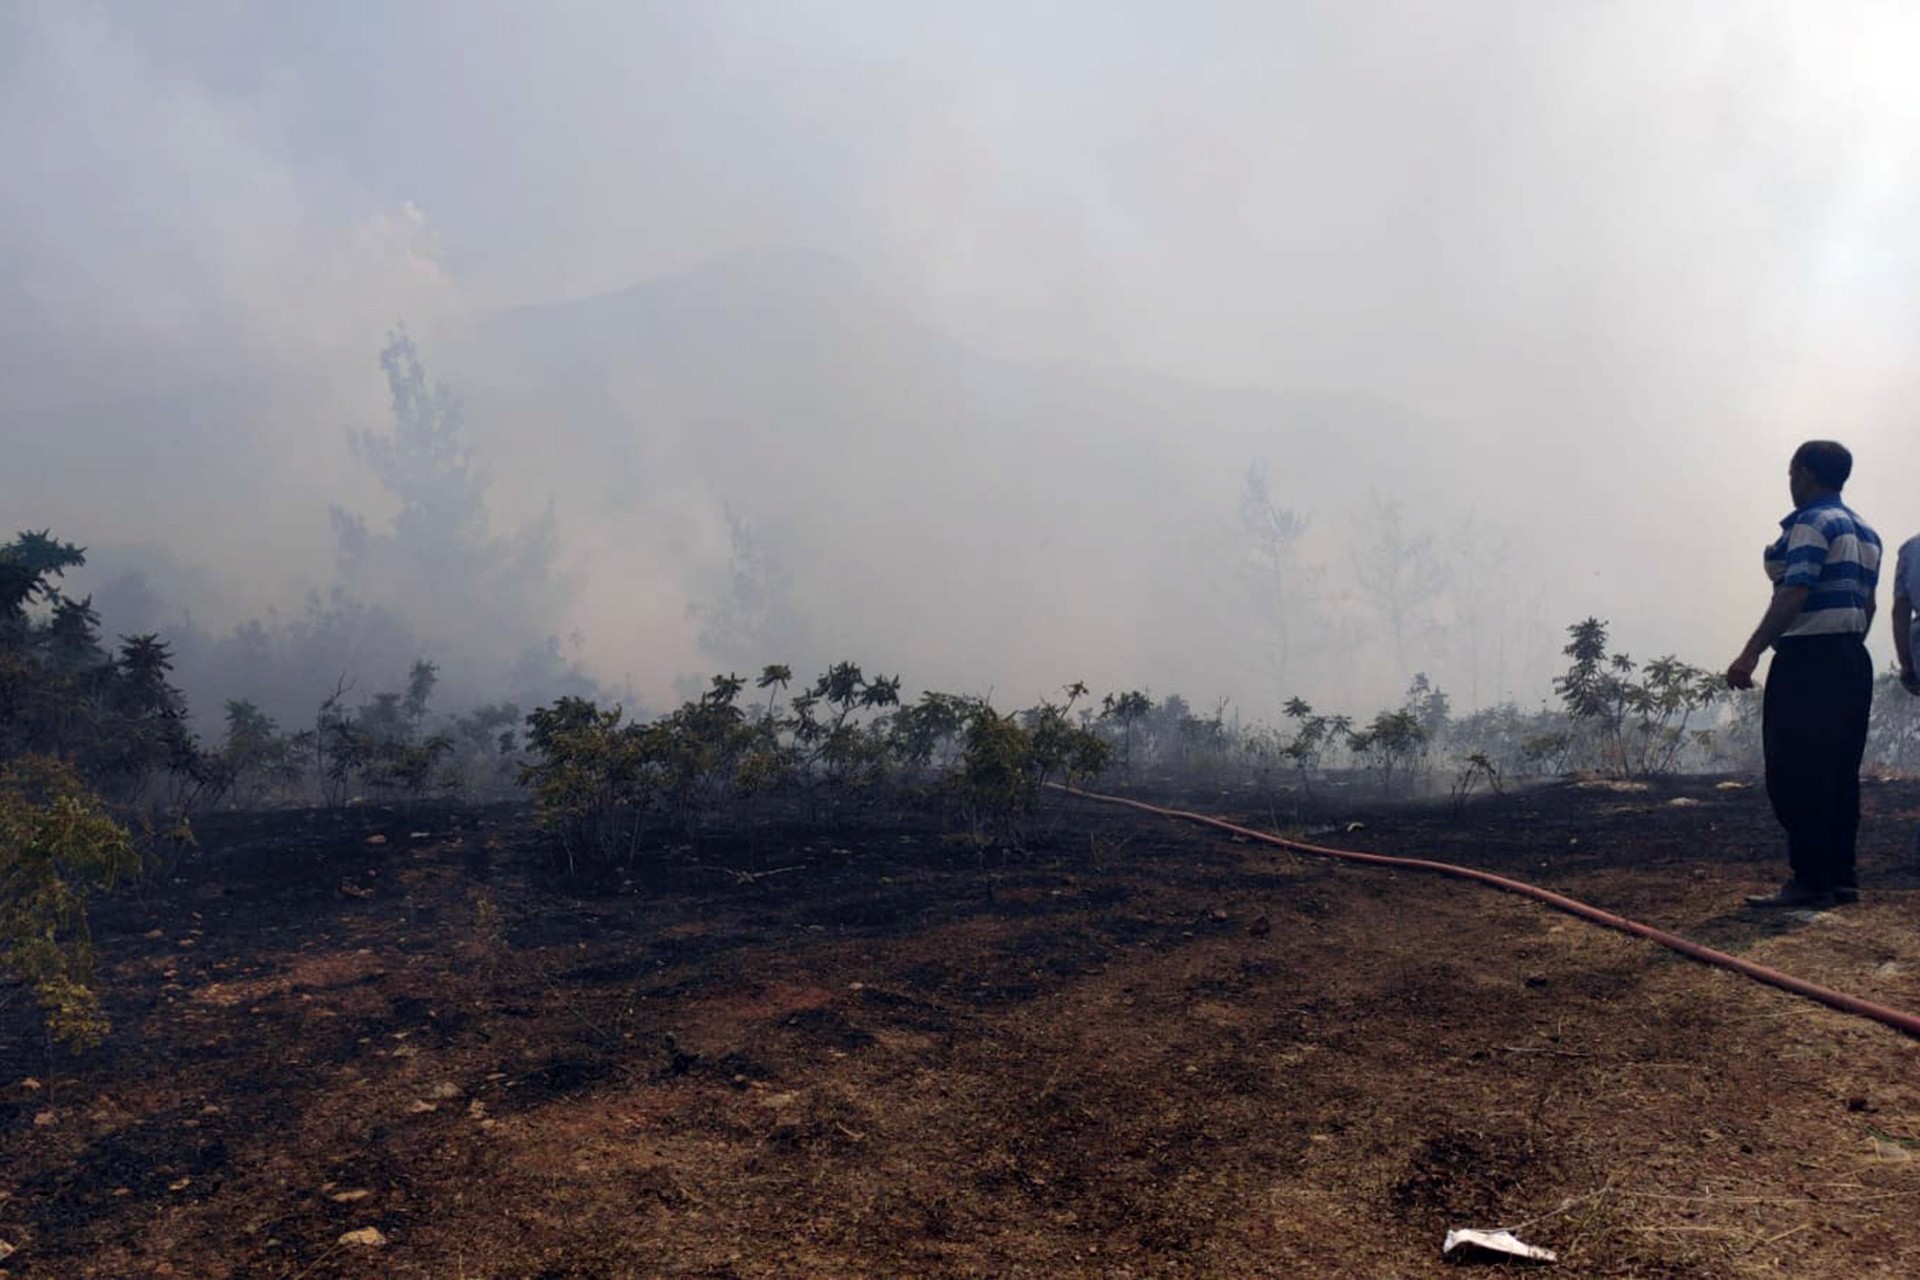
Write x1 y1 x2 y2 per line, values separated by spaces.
1059 785 1920 1042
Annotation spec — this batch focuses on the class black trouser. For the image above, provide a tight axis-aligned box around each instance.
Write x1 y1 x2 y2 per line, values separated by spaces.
1762 633 1873 892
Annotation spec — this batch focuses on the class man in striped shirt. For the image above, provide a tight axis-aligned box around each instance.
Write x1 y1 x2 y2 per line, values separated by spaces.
1727 440 1881 909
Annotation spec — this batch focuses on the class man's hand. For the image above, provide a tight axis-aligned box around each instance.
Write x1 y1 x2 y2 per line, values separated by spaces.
1902 668 1920 696
1729 587 1808 691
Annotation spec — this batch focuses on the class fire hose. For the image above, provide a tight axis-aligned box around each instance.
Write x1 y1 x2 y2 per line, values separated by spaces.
1059 785 1920 1041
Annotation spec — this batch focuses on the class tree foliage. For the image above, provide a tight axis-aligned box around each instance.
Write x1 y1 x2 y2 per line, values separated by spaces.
519 666 1111 870
1552 618 1721 778
328 330 583 707
0 531 213 806
0 755 140 1051
1239 461 1310 693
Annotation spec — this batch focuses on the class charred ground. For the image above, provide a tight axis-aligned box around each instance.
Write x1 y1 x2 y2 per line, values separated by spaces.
5 775 1920 1277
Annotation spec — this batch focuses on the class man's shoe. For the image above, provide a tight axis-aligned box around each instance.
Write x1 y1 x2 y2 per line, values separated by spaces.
1744 881 1835 909
1832 886 1859 905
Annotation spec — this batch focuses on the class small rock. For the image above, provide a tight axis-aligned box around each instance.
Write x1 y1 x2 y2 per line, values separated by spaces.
429 1081 462 1100
1667 797 1702 807
20 1078 40 1091
330 1189 373 1204
409 831 431 840
365 835 388 846
338 1227 388 1247
0 1238 14 1261
407 1099 440 1114
168 1177 191 1192
32 1110 57 1128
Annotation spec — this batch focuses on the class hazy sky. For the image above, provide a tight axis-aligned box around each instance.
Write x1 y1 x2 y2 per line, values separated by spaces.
8 1 1920 718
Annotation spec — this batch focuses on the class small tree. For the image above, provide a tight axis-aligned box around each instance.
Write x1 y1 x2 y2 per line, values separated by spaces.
1633 655 1725 776
1352 494 1447 682
787 662 901 813
313 677 363 807
0 756 140 1052
1348 708 1430 796
889 690 972 779
1278 697 1352 801
657 674 756 836
442 702 523 800
218 699 301 807
1552 619 1720 778
1239 461 1310 693
1100 690 1153 780
520 697 660 873
1 533 217 815
1021 682 1110 793
1403 673 1451 740
1448 752 1503 817
955 704 1032 846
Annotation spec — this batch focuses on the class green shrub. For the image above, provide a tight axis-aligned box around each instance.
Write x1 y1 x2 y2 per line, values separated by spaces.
520 697 660 872
0 755 140 1051
955 686 1109 847
1347 708 1430 795
1553 619 1721 778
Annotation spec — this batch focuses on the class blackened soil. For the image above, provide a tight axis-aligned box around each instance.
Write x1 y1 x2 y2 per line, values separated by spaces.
3 776 1920 1277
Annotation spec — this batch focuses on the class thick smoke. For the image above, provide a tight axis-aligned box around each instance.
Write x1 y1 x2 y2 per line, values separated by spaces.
8 1 1920 732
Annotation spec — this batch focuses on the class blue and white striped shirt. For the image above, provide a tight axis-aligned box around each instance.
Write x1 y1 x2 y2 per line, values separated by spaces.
1764 496 1881 638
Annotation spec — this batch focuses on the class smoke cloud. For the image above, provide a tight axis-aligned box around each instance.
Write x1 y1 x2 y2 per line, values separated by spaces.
8 1 1920 730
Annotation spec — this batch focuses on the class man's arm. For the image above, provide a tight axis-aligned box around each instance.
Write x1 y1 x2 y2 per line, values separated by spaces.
1896 537 1919 694
1727 585 1810 690
1896 591 1919 694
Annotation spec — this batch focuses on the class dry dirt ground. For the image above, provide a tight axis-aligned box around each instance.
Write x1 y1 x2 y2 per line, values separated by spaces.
7 773 1920 1278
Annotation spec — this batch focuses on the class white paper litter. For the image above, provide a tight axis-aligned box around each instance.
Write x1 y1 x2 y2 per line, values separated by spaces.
1442 1228 1557 1263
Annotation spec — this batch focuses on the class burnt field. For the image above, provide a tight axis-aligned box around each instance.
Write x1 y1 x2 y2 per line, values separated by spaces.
6 775 1920 1278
